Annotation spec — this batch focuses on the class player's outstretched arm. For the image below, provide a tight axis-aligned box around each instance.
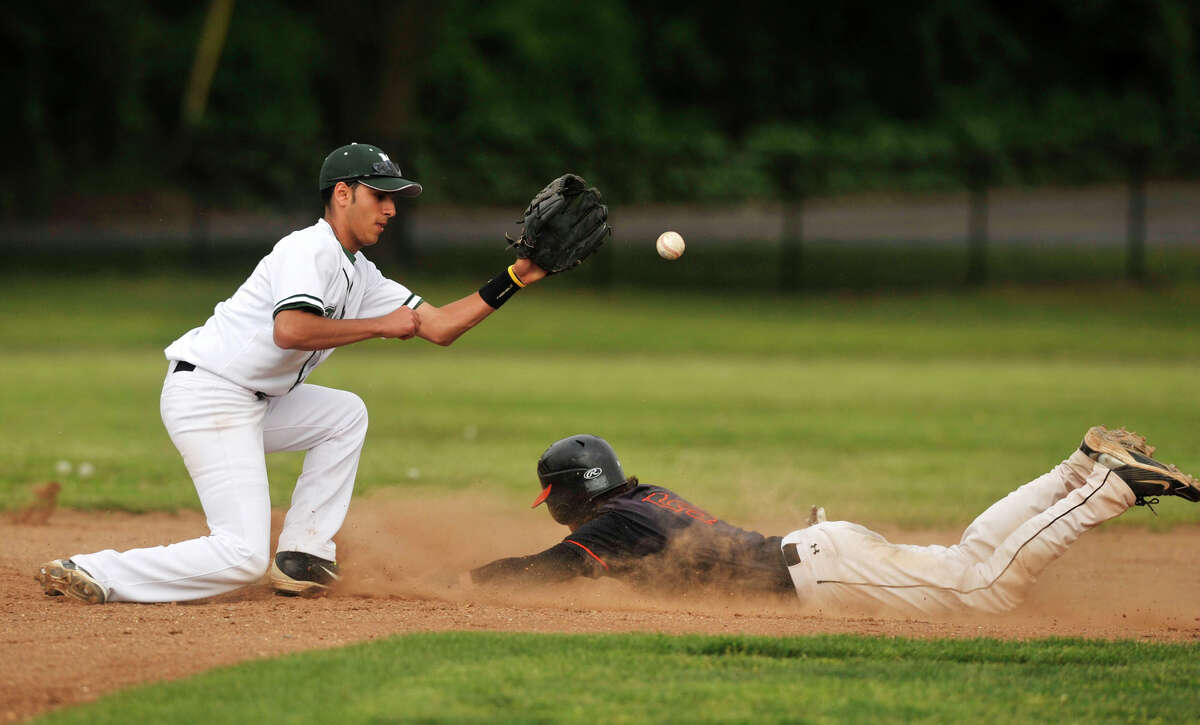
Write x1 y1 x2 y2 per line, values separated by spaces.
468 541 595 586
274 307 420 350
416 259 548 347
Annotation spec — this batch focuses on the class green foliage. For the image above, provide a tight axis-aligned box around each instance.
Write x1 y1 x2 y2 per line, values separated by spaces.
6 1 1199 214
34 633 1200 724
181 2 328 204
3 2 330 213
412 0 650 202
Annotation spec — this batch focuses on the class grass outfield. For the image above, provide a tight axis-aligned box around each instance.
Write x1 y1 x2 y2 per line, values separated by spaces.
32 633 1200 724
3 273 1200 526
9 273 1200 723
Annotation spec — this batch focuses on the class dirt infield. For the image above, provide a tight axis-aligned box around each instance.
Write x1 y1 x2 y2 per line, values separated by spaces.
3 495 1199 723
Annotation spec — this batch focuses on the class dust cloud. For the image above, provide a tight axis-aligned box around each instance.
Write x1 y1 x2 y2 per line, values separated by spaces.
332 488 809 617
332 490 1200 631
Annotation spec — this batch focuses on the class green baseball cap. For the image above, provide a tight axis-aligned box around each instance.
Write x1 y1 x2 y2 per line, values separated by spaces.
318 143 422 196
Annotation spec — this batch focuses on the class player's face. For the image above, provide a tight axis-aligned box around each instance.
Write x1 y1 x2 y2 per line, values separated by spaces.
346 184 396 249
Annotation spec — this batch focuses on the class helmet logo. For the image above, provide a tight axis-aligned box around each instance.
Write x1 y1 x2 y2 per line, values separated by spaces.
583 467 603 480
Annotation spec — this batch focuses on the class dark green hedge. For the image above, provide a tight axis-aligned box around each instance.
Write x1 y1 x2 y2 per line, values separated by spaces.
6 0 1198 214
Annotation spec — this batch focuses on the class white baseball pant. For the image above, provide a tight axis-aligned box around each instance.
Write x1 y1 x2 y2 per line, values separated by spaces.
781 449 1135 616
72 365 368 602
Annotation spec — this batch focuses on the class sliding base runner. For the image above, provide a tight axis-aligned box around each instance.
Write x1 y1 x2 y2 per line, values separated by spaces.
467 427 1199 616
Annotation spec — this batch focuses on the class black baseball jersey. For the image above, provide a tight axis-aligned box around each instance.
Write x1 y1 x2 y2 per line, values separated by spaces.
471 484 793 594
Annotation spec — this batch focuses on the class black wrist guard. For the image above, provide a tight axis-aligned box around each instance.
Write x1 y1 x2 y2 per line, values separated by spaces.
477 267 524 309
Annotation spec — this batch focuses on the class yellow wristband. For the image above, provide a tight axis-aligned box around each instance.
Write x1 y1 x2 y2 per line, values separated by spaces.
507 264 527 288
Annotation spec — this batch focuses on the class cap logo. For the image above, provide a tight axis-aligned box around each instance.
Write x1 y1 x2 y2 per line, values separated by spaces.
371 153 401 177
583 467 603 480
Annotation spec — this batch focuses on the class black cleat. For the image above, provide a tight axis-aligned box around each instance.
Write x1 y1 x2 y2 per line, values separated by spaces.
1080 426 1200 504
269 551 341 597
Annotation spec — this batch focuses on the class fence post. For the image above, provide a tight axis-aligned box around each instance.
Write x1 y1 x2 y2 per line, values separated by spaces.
965 156 990 286
774 156 804 293
189 202 211 269
592 229 614 288
780 192 804 293
1125 147 1147 283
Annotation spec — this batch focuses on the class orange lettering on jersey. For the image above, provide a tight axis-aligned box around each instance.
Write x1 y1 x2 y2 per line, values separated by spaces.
641 492 718 525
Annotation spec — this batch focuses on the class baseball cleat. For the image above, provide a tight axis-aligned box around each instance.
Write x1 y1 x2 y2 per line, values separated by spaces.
1080 426 1199 504
1079 425 1156 458
269 551 341 597
35 559 108 604
807 505 827 526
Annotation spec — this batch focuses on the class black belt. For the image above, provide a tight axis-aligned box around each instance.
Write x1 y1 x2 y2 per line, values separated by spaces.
172 360 267 400
782 543 802 567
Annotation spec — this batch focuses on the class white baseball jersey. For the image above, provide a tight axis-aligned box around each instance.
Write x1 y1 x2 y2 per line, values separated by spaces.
164 218 422 396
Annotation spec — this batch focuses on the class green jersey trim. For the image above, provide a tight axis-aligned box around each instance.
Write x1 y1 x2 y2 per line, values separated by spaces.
273 293 325 318
273 301 324 318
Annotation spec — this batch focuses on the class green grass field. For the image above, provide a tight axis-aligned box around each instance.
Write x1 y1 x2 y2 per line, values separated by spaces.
4 272 1199 526
7 272 1200 723
32 633 1200 724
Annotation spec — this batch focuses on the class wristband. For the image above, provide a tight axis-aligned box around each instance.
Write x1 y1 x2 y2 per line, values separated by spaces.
478 268 523 309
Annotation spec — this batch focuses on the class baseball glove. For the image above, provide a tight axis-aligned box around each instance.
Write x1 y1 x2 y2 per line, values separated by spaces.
508 174 611 274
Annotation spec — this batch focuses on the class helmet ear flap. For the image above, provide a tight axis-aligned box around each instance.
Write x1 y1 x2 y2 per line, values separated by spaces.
535 435 627 524
536 469 593 525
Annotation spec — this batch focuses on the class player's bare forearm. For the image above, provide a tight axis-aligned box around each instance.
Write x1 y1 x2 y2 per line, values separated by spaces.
417 261 547 346
273 308 418 350
414 295 493 346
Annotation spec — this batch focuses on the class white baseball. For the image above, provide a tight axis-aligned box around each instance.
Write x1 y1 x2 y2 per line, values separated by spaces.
656 231 685 260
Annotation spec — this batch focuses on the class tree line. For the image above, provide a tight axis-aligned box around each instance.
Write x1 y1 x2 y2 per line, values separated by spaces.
5 0 1197 217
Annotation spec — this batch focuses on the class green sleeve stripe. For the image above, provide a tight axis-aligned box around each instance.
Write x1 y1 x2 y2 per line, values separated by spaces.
275 293 324 310
273 302 324 318
412 298 424 309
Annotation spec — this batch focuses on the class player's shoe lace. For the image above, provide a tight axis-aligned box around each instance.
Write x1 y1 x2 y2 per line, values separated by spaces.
1079 426 1200 507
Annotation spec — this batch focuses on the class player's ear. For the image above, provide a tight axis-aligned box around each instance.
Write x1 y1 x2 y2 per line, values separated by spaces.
329 181 355 210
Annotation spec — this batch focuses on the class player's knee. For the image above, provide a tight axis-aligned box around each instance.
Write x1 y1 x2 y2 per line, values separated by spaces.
230 549 271 584
340 392 368 436
216 534 271 584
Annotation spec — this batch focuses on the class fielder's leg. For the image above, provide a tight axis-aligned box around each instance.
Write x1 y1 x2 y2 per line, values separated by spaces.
65 367 274 602
263 384 368 566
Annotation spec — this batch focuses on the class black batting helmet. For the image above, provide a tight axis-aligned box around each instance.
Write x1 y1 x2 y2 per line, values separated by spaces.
531 434 627 525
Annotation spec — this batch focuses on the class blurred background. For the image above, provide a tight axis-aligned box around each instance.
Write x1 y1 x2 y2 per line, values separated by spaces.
4 1 1200 527
3 0 1199 287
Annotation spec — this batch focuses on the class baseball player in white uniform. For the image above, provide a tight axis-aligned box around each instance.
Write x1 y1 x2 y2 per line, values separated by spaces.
36 143 558 603
467 427 1198 616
